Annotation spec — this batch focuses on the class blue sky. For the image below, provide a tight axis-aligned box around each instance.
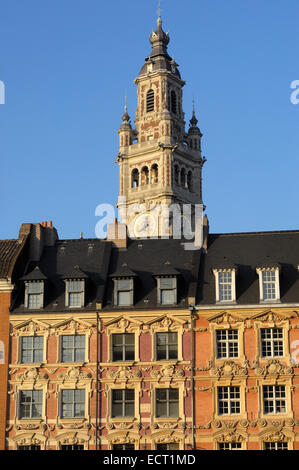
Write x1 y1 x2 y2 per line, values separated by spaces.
0 0 298 240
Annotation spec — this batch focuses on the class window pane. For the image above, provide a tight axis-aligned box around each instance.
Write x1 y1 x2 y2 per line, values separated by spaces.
161 290 175 305
117 291 131 306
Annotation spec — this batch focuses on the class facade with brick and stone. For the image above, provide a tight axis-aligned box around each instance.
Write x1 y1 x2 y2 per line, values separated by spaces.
2 11 299 452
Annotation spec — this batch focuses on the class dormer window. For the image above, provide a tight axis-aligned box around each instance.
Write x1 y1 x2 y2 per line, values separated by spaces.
157 277 177 305
21 266 47 310
65 280 85 308
25 281 44 309
114 278 134 306
213 268 236 304
111 267 137 307
256 267 280 302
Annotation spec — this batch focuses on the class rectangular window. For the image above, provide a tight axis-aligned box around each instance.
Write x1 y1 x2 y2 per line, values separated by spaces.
19 390 43 419
21 336 44 363
261 328 284 357
115 279 133 307
61 335 85 363
112 444 135 450
156 332 178 360
216 329 238 359
156 388 179 418
26 282 44 309
18 445 41 450
218 386 241 415
213 269 236 303
218 272 233 301
158 277 177 305
218 442 242 450
61 445 84 450
262 271 277 300
112 334 134 362
264 442 288 450
61 389 85 418
66 280 84 308
156 443 179 450
263 385 286 414
111 389 135 418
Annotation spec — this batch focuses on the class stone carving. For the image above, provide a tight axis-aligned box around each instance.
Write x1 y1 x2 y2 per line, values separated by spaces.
214 431 245 443
263 431 291 442
210 360 247 378
255 360 293 377
150 365 185 380
58 367 92 382
15 368 48 383
107 366 142 380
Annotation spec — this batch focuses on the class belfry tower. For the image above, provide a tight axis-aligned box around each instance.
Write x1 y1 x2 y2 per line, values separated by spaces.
116 12 206 239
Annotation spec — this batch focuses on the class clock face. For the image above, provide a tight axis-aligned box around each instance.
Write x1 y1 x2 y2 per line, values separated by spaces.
134 213 157 238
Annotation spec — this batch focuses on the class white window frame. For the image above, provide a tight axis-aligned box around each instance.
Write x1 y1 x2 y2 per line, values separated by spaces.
65 279 85 308
113 278 134 307
256 267 280 303
157 276 177 305
213 269 236 304
24 281 44 309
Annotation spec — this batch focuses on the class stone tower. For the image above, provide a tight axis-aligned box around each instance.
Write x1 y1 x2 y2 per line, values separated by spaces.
117 13 206 240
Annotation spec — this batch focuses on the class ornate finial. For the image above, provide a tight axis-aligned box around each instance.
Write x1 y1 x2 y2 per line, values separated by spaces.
189 99 199 128
157 1 162 26
122 95 130 122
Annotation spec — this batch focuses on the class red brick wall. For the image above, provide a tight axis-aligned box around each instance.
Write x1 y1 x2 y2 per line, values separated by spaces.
0 292 11 450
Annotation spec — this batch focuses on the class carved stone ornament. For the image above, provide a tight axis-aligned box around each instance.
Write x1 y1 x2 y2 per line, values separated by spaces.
150 365 184 380
15 368 48 383
214 431 245 443
107 366 142 380
263 431 291 442
14 320 49 336
255 360 293 377
117 319 130 330
58 367 92 382
210 360 247 378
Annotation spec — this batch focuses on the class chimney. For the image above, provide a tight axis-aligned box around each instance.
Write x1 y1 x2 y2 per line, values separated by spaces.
19 221 58 262
107 218 127 248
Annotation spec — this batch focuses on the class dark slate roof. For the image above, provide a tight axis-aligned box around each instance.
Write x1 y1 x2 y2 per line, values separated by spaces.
196 230 299 305
0 239 26 279
138 18 181 79
20 266 48 281
103 238 198 311
12 238 112 312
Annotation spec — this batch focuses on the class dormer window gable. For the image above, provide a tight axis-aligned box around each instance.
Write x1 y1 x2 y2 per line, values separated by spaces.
256 266 281 303
154 263 180 306
21 266 47 310
111 265 137 307
62 266 88 308
213 267 237 304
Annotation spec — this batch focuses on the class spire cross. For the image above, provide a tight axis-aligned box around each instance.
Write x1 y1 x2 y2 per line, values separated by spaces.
158 1 161 19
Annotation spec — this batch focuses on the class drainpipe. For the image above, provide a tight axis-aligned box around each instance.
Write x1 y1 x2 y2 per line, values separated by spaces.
96 312 99 450
189 305 197 450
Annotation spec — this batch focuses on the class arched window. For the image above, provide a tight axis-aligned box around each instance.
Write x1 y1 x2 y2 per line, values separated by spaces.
174 165 180 184
131 169 139 188
187 171 193 191
146 89 155 112
180 168 186 188
171 90 177 114
151 164 158 184
141 166 149 185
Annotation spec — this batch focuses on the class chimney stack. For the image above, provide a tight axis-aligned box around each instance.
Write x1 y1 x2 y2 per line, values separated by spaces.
107 218 127 248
